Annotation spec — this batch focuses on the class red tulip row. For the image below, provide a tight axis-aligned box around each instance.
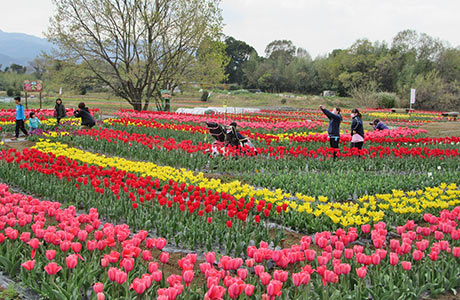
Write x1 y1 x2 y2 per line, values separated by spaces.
0 147 282 223
114 110 325 131
75 127 460 160
106 117 451 147
1 184 459 299
0 108 99 120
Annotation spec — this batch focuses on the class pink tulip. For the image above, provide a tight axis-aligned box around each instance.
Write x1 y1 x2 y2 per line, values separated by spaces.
401 261 412 271
152 271 162 282
204 252 216 265
66 254 78 269
254 265 264 276
46 250 57 261
115 270 128 284
71 242 82 253
148 261 159 273
237 268 247 280
344 248 353 259
96 293 105 300
228 282 243 299
389 252 399 266
155 238 167 250
204 285 226 300
259 272 271 285
273 270 288 282
452 247 460 258
91 282 103 295
356 266 367 278
44 262 62 275
160 252 170 264
267 280 283 297
361 224 371 233
412 250 424 261
21 260 35 271
244 284 255 296
183 270 194 287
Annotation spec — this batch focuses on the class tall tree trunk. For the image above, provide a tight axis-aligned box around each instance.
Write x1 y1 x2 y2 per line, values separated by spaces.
132 98 142 111
142 98 150 111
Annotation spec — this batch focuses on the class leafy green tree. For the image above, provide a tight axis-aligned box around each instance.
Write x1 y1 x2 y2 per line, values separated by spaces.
224 36 256 85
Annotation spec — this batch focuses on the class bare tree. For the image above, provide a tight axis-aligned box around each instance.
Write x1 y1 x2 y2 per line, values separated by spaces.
47 0 222 111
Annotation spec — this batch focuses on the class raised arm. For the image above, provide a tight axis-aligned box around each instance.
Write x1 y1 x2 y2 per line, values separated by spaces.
320 106 341 120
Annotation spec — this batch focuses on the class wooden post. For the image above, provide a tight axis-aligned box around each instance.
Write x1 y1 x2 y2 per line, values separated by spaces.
39 92 42 109
25 92 28 109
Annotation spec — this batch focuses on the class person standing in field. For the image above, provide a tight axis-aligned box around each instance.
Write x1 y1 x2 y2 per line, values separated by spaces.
320 105 342 158
55 98 66 125
11 96 28 140
73 102 96 129
350 108 365 150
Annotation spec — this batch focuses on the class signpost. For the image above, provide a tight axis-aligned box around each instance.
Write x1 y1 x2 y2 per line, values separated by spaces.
160 89 171 112
23 80 44 109
410 88 416 111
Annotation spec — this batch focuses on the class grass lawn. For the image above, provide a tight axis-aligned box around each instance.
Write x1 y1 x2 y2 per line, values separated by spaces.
0 90 355 115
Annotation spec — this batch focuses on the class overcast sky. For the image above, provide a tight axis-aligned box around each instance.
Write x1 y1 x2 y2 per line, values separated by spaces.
1 0 459 57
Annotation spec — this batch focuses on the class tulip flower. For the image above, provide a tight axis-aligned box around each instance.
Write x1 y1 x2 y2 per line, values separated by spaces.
44 262 62 275
259 272 271 285
155 238 167 250
46 250 57 261
356 266 367 278
21 260 35 271
160 252 170 264
452 247 460 258
66 254 79 269
204 284 226 300
115 270 128 284
130 278 147 294
228 282 243 299
204 252 216 265
96 293 105 300
183 270 194 287
412 250 424 261
401 261 412 271
267 280 283 297
93 282 104 294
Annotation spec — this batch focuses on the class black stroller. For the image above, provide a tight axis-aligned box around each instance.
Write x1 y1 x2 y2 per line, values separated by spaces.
204 122 257 156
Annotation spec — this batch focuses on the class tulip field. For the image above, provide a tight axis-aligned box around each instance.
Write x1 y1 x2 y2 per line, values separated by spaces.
0 107 459 299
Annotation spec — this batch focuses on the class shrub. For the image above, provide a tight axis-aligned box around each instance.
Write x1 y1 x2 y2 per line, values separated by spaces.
6 87 18 97
349 81 379 107
281 98 287 104
201 91 209 102
377 92 397 108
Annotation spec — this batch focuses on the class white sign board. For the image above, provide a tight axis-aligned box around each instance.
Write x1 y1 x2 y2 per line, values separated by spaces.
410 89 416 104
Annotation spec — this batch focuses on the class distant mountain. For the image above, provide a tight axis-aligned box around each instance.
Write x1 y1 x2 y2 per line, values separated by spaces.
0 29 53 68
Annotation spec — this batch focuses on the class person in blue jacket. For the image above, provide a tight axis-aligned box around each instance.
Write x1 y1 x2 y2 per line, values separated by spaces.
320 105 342 157
12 96 28 140
28 112 42 134
371 119 390 131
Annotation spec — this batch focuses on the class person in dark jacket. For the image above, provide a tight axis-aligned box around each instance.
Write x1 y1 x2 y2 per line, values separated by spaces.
55 98 66 125
371 119 390 131
73 102 95 129
320 105 342 157
350 108 365 150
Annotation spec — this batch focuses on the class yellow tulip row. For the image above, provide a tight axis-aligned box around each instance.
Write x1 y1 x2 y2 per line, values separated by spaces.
369 112 440 120
0 118 79 126
32 140 460 227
